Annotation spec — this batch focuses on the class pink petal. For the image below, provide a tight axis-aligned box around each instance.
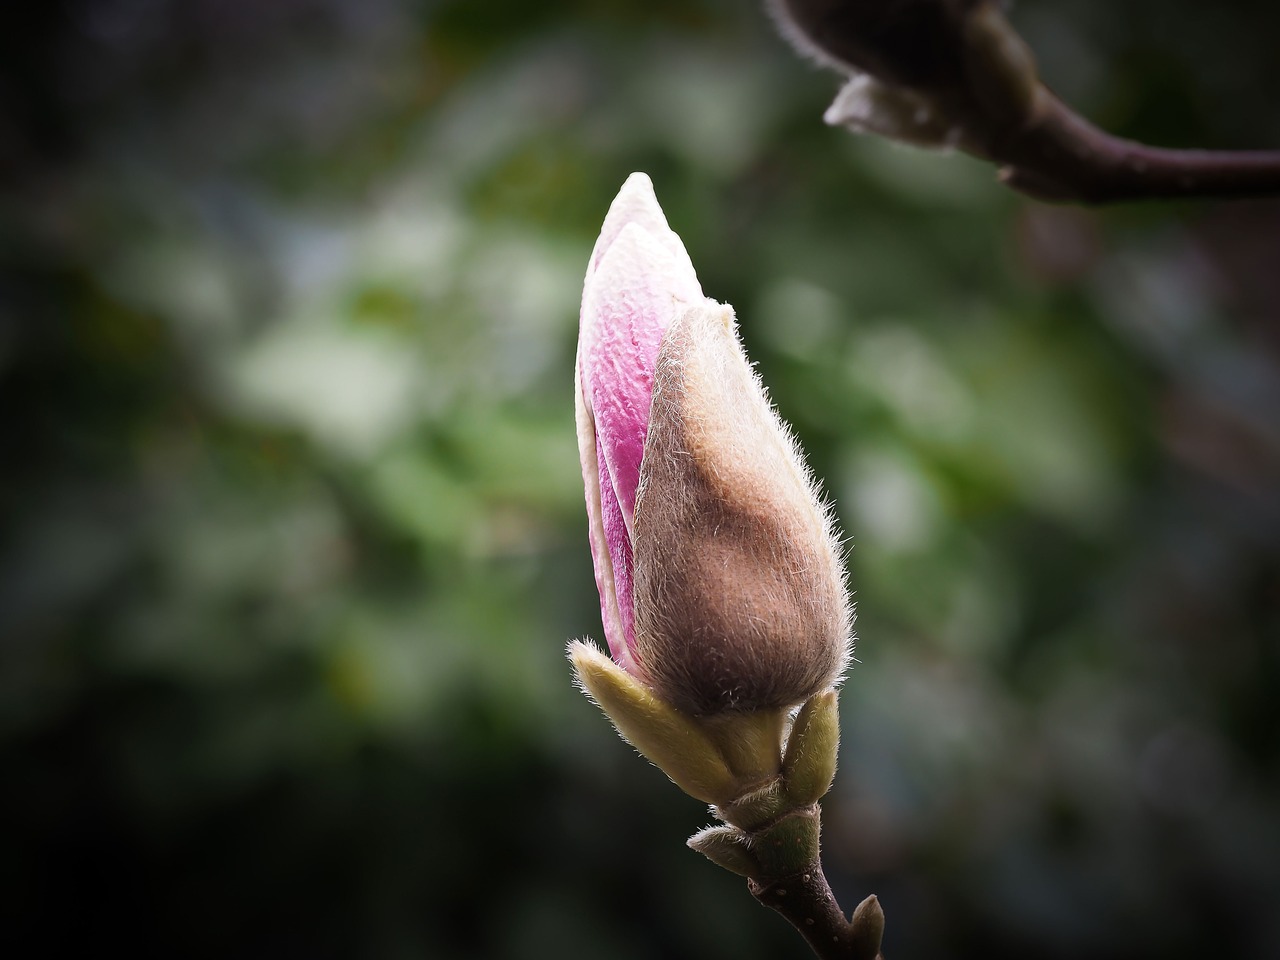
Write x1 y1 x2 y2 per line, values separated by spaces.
580 223 702 530
576 173 707 674
596 435 637 663
575 360 633 670
586 172 699 287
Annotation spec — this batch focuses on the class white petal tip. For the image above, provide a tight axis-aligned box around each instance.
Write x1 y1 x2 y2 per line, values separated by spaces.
619 171 655 194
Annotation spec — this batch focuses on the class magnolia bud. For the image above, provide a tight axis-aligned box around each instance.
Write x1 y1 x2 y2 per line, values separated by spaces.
571 173 852 802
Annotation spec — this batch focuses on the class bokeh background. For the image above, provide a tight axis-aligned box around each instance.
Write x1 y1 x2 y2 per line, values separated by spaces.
3 1 1279 957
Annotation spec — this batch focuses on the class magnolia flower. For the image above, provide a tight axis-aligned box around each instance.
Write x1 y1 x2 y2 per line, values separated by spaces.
570 174 851 803
569 172 874 948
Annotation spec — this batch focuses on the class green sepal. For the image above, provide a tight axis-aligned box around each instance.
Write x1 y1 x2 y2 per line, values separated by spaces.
687 825 760 879
700 708 786 788
715 778 788 832
569 641 738 805
781 689 840 806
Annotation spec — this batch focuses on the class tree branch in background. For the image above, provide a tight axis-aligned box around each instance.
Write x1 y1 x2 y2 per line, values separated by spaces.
768 0 1280 204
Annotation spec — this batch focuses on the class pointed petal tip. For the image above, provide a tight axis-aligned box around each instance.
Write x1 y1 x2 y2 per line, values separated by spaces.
605 172 663 231
587 172 683 283
618 170 656 196
609 174 661 224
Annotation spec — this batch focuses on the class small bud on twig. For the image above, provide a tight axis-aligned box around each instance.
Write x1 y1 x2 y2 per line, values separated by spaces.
770 0 1280 203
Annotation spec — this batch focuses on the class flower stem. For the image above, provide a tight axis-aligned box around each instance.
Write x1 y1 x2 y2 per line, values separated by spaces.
743 805 884 960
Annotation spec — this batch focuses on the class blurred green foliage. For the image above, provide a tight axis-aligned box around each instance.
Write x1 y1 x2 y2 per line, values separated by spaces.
2 1 1279 957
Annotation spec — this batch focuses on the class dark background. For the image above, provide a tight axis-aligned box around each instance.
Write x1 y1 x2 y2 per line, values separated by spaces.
3 1 1279 957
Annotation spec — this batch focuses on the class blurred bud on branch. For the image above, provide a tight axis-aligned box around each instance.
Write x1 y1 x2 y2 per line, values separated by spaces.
769 0 1280 203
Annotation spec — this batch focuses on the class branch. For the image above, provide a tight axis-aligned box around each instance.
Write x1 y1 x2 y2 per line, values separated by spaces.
992 92 1280 203
768 0 1280 204
747 811 885 960
692 806 885 960
687 693 884 960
